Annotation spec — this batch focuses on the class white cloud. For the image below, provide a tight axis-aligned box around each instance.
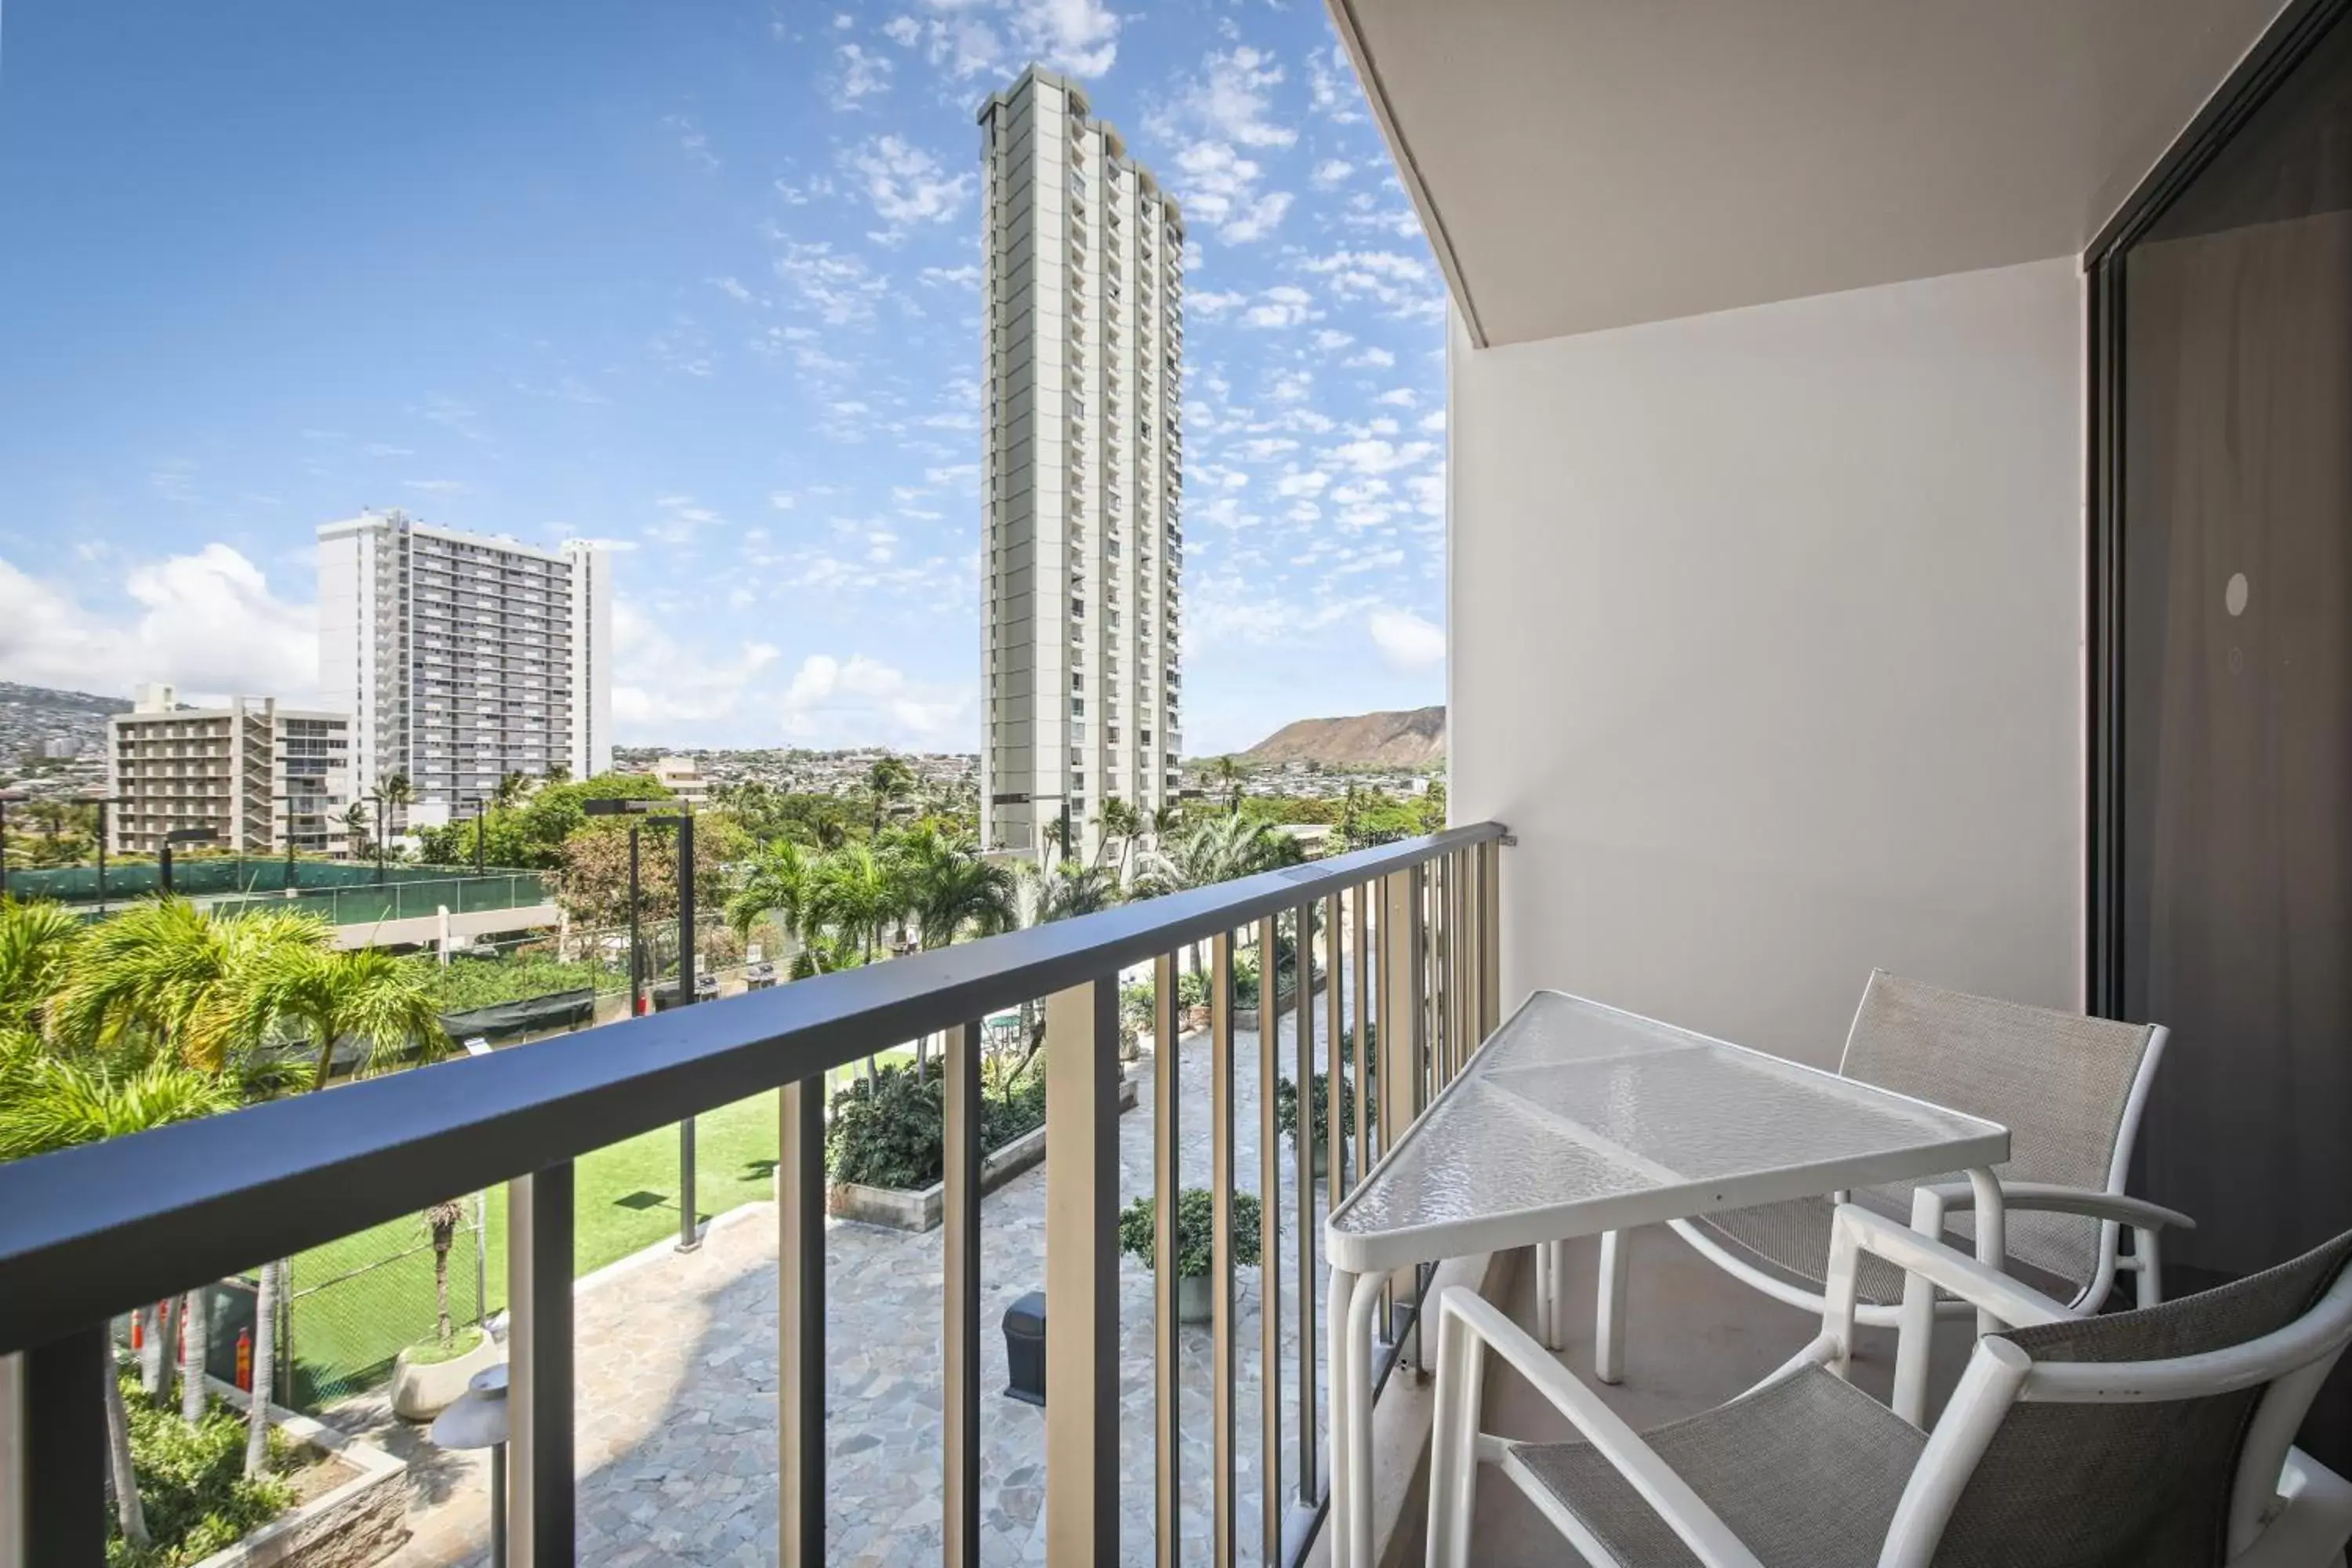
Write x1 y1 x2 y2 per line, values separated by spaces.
404 478 467 494
902 0 1121 80
1374 387 1417 407
1417 408 1446 434
0 545 316 702
836 42 893 103
1188 289 1247 318
1159 45 1297 149
780 653 975 746
611 599 782 733
1330 437 1436 475
1169 141 1292 245
1242 285 1316 329
1368 607 1443 673
1300 249 1439 315
772 241 888 325
920 263 981 288
660 113 718 170
1345 345 1396 368
1312 158 1355 186
1308 43 1367 122
842 134 971 231
1309 328 1354 352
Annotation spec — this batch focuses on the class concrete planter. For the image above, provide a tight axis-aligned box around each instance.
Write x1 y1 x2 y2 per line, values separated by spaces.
828 1075 1140 1232
387 1328 500 1421
196 1379 408 1568
1176 1272 1216 1325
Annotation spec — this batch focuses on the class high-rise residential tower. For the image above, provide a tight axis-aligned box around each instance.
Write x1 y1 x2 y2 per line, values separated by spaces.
977 67 1185 862
317 510 612 827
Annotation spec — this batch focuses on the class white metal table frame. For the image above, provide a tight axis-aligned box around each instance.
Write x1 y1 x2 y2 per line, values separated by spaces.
1322 990 2011 1568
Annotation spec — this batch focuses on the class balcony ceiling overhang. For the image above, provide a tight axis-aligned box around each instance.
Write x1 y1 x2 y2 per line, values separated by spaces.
1329 0 2291 347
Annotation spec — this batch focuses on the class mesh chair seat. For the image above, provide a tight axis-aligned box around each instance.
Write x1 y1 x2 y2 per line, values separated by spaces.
1695 1189 2082 1308
1512 1365 1924 1568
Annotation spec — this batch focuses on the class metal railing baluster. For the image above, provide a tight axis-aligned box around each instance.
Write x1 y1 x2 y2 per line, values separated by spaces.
780 1077 826 1568
1211 930 1239 1568
944 1025 983 1568
1257 914 1282 1562
20 1327 104 1567
1044 976 1119 1566
1152 954 1181 1568
509 1163 574 1565
1294 902 1317 1508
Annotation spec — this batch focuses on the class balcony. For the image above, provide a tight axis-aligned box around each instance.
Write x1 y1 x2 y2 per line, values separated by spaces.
7 838 1501 1564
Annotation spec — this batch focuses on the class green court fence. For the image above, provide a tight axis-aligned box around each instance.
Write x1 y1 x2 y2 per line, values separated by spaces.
5 856 542 903
283 1192 488 1411
203 873 552 927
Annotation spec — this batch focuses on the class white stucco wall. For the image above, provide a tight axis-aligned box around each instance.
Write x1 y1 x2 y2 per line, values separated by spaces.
1448 256 2085 1069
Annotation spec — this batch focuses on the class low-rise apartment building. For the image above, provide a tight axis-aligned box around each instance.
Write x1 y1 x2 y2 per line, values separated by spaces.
107 684 354 858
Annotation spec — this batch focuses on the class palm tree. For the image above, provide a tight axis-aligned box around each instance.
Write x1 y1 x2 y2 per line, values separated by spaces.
1210 756 1250 815
810 842 909 1076
0 897 82 1034
724 839 818 962
1149 803 1182 848
1093 797 1143 878
492 771 532 810
343 801 372 858
1029 860 1120 924
809 842 906 965
420 1200 468 1347
49 898 240 1064
0 1049 238 1548
895 830 1018 1080
1132 815 1301 979
209 942 448 1091
865 754 917 837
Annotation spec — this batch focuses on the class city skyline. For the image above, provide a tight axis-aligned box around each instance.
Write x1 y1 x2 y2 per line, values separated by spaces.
0 2 1450 755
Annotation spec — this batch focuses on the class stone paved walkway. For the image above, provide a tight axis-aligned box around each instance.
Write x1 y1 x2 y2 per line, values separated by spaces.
337 993 1351 1566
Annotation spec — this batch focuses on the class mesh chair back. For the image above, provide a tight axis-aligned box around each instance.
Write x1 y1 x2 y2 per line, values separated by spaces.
1930 1229 2352 1567
1840 970 2157 1293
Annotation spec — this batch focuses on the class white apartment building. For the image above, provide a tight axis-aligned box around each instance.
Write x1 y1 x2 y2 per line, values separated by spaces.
317 510 612 827
107 684 354 858
976 67 1186 862
652 755 712 808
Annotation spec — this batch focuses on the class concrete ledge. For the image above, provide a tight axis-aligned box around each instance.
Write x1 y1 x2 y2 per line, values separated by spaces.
198 1377 409 1568
827 1074 1141 1232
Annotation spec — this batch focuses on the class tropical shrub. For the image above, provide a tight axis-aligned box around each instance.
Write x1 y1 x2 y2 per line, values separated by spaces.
1117 1189 1262 1279
111 1379 296 1568
823 1062 1049 1191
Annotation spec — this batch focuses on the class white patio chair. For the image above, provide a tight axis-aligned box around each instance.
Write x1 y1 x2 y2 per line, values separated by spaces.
1580 969 2191 1417
1431 1206 2352 1568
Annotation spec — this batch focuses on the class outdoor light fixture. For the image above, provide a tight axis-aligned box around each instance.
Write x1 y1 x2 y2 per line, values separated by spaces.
583 796 702 1252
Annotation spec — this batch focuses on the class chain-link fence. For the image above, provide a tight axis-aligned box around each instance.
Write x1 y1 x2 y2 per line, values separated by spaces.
282 1192 489 1411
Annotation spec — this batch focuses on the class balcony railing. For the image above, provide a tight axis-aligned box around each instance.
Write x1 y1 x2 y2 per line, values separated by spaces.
0 823 1506 1566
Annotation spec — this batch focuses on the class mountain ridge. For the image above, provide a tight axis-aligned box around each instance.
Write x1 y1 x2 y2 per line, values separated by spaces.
1238 706 1445 768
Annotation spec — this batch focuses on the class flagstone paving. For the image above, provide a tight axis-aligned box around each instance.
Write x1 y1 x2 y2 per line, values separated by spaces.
338 993 1353 1566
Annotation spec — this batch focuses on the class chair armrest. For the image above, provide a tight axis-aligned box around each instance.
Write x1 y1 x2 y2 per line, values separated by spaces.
1920 1181 2196 1233
1433 1288 1767 1568
1822 1203 2077 1375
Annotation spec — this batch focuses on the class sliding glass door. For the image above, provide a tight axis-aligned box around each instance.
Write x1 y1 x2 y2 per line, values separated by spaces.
2096 0 2352 1467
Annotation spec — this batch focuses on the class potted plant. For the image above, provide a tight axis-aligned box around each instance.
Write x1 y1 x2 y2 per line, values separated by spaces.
389 1198 499 1419
1118 1189 1262 1323
1272 1073 1374 1178
1118 980 1155 1062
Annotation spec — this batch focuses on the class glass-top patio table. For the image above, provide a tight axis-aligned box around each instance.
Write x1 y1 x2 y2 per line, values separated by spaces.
1323 989 2009 1567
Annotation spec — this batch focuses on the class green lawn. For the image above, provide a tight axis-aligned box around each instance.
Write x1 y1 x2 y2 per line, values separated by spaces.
283 1046 916 1406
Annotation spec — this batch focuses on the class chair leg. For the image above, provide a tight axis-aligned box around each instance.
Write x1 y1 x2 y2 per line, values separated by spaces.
1425 1294 1486 1568
1595 1231 1627 1382
1533 1242 1553 1349
2135 1226 2164 1308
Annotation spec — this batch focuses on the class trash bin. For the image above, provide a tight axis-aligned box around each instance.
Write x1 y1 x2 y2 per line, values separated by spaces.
1002 1291 1046 1406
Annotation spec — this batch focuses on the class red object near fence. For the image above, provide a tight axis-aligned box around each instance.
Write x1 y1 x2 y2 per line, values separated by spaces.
234 1327 252 1392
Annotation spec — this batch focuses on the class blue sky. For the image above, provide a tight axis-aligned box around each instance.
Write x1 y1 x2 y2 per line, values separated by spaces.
0 1 1449 754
